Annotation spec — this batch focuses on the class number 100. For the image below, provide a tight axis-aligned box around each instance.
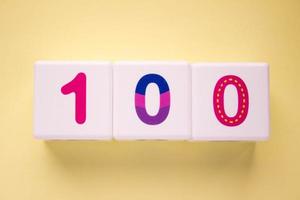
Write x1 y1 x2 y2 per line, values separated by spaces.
61 72 249 127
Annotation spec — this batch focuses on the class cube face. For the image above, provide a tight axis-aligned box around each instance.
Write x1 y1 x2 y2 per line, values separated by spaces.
191 63 269 141
34 61 112 140
113 61 191 140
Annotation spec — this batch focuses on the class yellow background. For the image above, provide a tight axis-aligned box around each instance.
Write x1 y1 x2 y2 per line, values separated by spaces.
0 0 300 199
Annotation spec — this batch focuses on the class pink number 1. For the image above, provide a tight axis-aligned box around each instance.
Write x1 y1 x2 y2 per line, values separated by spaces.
61 72 86 124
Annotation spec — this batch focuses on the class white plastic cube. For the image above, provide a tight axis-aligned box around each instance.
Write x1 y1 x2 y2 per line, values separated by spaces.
34 61 112 140
191 63 269 141
113 61 191 140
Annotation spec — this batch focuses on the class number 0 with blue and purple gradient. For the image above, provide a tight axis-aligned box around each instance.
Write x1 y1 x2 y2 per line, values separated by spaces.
134 74 171 125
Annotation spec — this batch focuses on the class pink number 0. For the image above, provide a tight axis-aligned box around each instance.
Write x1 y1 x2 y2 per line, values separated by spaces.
213 75 249 126
61 72 86 124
